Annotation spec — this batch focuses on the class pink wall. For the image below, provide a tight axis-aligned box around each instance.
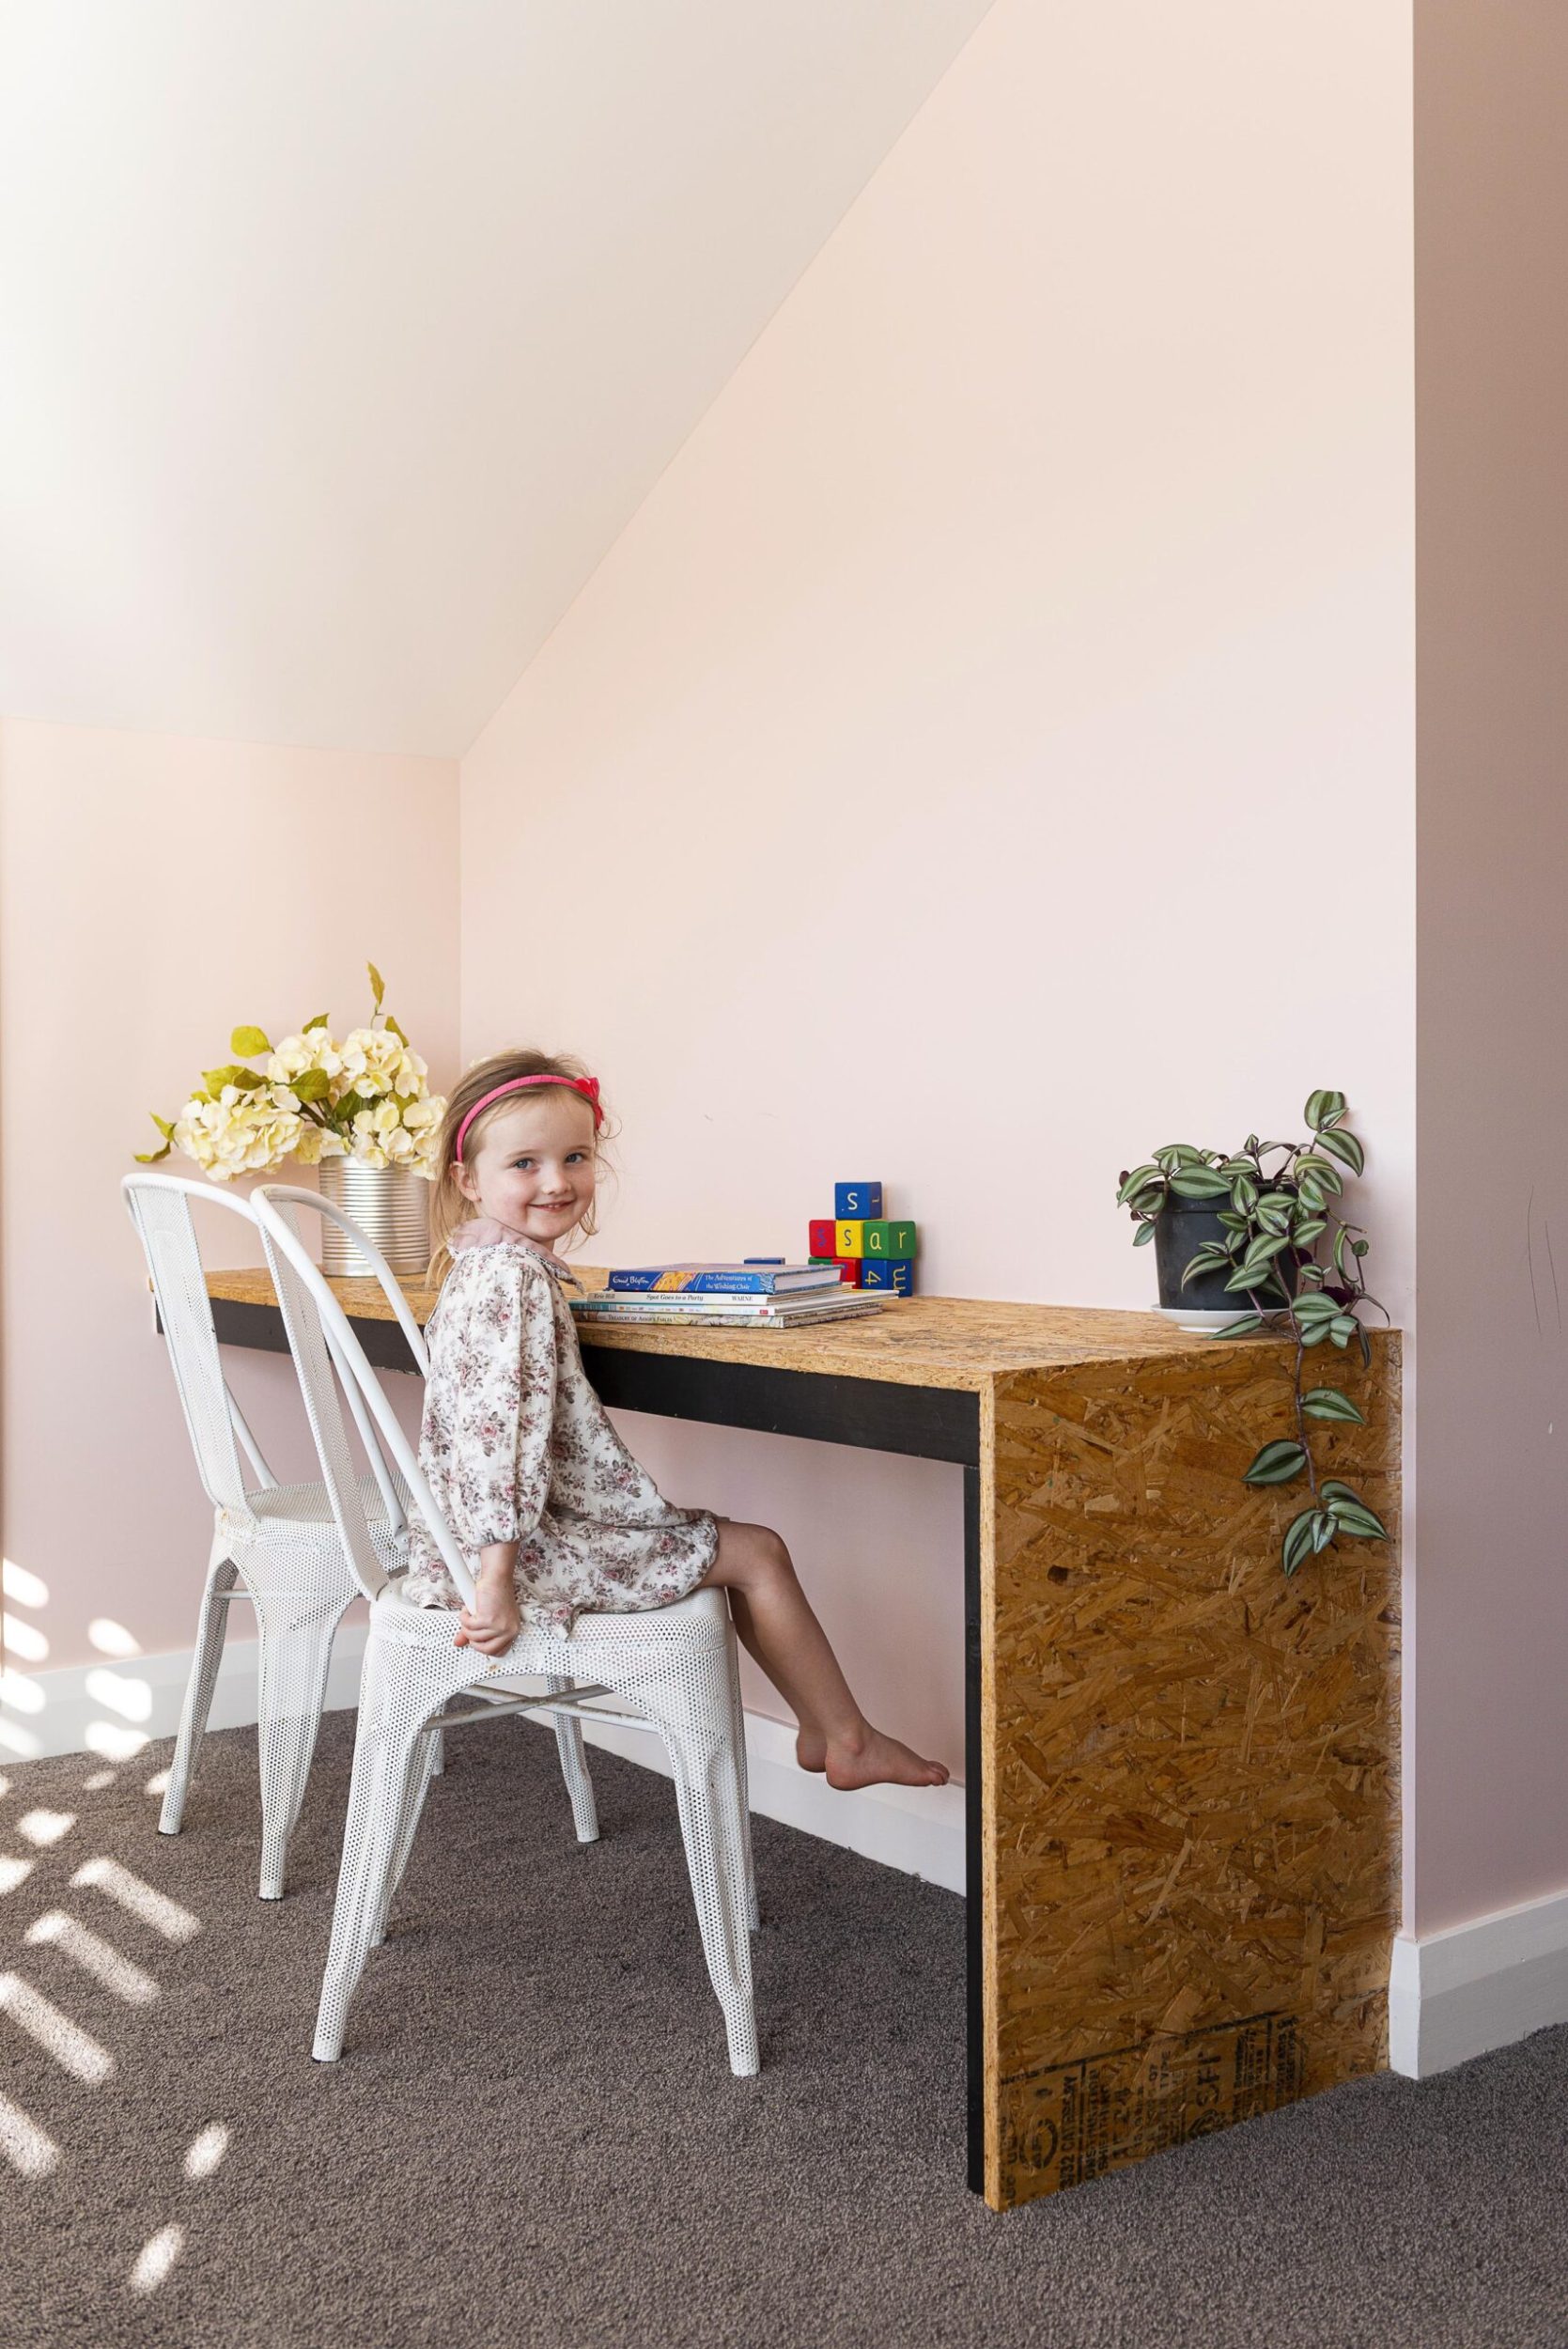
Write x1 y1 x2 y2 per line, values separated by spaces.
0 720 458 1691
460 0 1416 1772
1410 4 1568 1931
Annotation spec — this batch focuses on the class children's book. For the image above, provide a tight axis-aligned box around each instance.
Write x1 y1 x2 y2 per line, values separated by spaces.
572 1292 883 1327
606 1262 841 1295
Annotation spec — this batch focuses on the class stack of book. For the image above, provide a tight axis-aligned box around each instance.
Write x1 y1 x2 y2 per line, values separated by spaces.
570 1261 886 1330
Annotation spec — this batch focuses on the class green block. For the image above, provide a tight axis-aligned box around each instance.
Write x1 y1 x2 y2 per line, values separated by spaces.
862 1220 917 1257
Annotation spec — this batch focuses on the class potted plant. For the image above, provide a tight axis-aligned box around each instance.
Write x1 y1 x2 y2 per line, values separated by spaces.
1116 1091 1389 1575
136 963 445 1274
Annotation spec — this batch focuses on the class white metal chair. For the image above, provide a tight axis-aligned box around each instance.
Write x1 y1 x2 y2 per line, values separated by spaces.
122 1173 427 1899
251 1185 760 2077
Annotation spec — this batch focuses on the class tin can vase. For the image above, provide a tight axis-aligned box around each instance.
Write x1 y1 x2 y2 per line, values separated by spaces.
318 1157 430 1279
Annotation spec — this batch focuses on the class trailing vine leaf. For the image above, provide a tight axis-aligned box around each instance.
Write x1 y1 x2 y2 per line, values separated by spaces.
1305 1090 1346 1129
1243 1439 1309 1486
1314 1127 1365 1174
1281 1509 1321 1575
1300 1388 1365 1423
1132 1221 1157 1246
1168 1167 1231 1199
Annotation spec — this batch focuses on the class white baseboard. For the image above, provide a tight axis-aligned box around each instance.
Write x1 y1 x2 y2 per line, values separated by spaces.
0 1629 964 1893
576 1707 965 1894
1389 1884 1568 2077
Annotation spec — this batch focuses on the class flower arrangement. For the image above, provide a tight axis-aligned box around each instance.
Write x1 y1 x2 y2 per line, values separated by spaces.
137 963 446 1183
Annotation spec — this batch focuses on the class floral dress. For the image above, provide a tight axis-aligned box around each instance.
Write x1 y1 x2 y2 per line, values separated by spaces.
401 1222 719 1635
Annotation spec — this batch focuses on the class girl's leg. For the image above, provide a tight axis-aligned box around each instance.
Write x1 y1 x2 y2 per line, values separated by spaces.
700 1520 948 1792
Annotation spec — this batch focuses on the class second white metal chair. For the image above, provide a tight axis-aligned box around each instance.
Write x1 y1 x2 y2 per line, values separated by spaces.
252 1185 760 2077
123 1173 427 1899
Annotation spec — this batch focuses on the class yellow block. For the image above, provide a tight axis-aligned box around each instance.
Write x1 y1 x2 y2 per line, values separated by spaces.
835 1219 867 1257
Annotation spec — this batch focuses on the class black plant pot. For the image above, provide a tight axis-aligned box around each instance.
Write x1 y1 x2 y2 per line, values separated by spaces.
1153 1196 1293 1314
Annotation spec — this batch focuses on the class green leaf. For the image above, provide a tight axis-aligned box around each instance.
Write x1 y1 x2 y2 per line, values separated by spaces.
384 1014 409 1047
1312 1510 1338 1553
230 1025 272 1057
1315 1127 1365 1175
1305 1089 1347 1131
1243 1439 1309 1486
1326 1494 1389 1541
1351 1237 1369 1257
335 1090 369 1124
1154 1144 1205 1169
367 961 386 1009
1329 1315 1359 1348
1181 1245 1231 1285
1294 1294 1338 1329
1169 1168 1232 1200
1301 1388 1365 1423
133 1138 174 1163
1218 1211 1249 1233
1131 1186 1166 1217
1132 1221 1157 1246
1212 1313 1265 1339
1297 1175 1327 1212
1294 1217 1327 1248
1255 1195 1293 1237
1281 1509 1320 1576
302 1010 330 1034
291 1067 332 1103
1296 1154 1344 1197
1320 1479 1359 1504
1240 1233 1291 1272
1117 1164 1161 1206
202 1063 266 1095
1230 1174 1259 1214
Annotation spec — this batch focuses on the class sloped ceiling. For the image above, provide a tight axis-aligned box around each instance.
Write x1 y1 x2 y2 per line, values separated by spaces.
0 1 993 757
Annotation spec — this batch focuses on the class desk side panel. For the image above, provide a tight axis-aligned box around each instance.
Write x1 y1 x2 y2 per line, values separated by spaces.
984 1333 1400 2208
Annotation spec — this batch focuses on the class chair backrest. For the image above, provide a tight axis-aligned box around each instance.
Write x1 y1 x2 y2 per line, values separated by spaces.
255 1185 429 1377
251 1188 477 1609
122 1174 277 1513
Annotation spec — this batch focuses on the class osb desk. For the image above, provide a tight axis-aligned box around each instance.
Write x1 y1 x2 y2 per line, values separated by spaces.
204 1268 1400 2211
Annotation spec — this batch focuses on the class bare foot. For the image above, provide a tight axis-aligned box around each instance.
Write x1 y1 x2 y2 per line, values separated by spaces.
796 1728 827 1774
824 1726 949 1792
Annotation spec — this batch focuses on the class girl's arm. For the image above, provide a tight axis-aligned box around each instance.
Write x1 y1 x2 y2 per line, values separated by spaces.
444 1254 558 1656
456 1541 521 1655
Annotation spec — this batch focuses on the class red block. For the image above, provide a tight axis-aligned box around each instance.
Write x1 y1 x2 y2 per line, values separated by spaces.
808 1219 837 1258
833 1255 862 1287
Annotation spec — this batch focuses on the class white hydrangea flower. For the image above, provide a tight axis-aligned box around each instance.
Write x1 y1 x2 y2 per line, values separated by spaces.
267 1028 345 1088
174 1085 304 1181
339 1026 427 1101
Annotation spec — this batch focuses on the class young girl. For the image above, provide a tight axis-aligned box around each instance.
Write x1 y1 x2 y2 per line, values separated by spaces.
402 1047 948 1793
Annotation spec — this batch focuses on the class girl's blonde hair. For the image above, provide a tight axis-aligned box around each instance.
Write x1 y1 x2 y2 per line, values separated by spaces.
425 1047 610 1285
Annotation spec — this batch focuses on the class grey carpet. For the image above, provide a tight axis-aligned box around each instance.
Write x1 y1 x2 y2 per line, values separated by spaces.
1 1716 1564 2349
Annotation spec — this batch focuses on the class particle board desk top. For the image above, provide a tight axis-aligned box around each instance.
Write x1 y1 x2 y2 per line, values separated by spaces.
201 1265 1238 1392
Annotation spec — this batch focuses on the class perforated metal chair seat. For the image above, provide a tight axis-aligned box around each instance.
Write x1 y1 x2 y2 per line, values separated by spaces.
230 1472 408 1544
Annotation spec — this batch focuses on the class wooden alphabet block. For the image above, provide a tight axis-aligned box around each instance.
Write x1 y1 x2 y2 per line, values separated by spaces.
810 1255 862 1285
808 1219 838 1258
887 1220 917 1257
860 1257 914 1294
834 1181 884 1220
834 1220 867 1257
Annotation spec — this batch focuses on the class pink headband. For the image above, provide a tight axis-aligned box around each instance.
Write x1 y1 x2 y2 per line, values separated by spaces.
455 1073 603 1163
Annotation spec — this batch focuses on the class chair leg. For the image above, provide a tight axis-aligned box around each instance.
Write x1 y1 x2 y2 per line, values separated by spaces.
312 1704 431 2062
545 1674 599 1844
253 1588 349 1901
371 1726 442 1946
159 1553 240 1838
661 1688 759 2079
722 1614 760 1933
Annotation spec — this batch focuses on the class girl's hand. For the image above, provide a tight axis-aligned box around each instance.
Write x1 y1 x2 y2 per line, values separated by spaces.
457 1551 521 1657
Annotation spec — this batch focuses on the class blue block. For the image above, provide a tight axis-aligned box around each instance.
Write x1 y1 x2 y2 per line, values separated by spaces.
834 1180 884 1220
861 1257 914 1295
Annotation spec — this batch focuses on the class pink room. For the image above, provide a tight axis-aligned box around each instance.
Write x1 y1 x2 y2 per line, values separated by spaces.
1 5 1562 2344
